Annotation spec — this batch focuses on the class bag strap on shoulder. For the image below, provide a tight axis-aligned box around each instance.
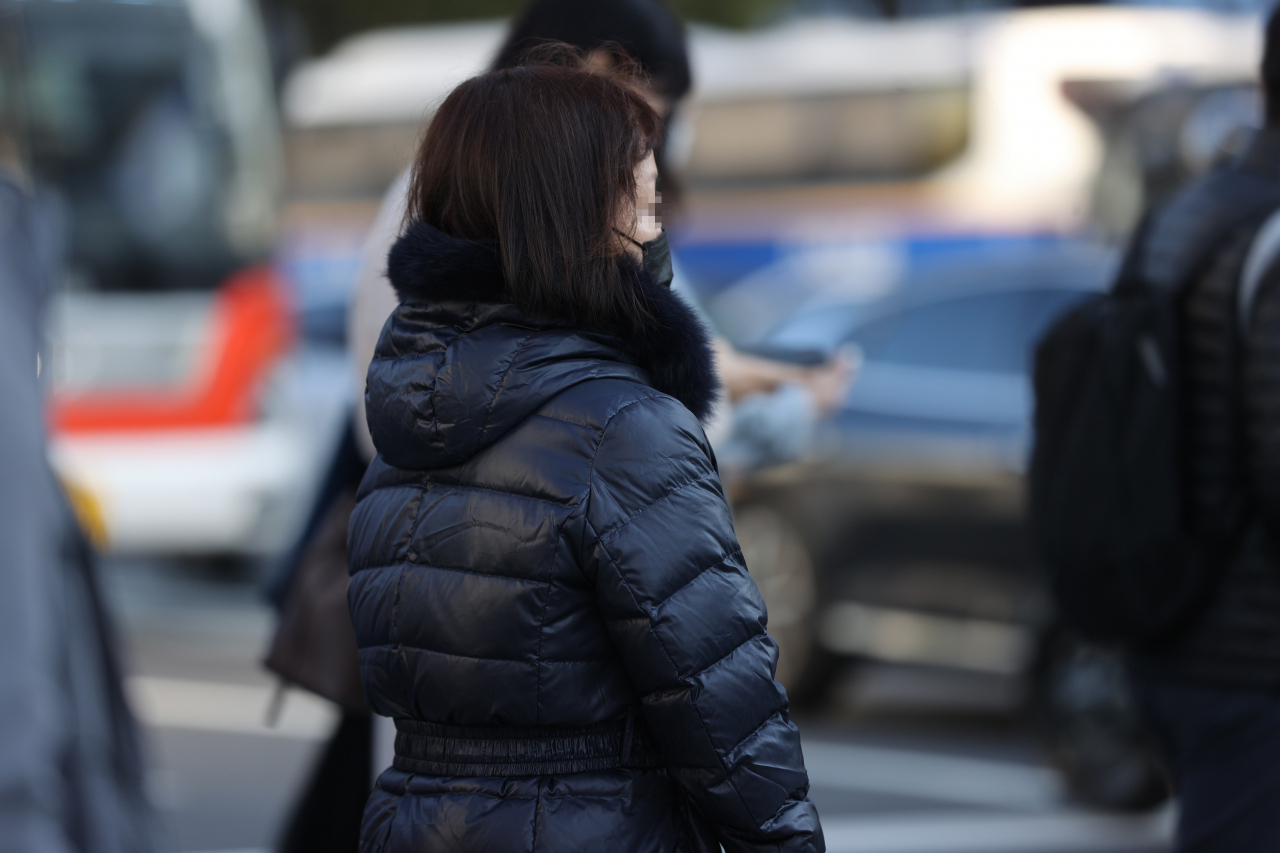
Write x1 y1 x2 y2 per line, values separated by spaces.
1121 191 1280 303
1239 207 1280 328
1111 210 1157 297
1219 204 1280 540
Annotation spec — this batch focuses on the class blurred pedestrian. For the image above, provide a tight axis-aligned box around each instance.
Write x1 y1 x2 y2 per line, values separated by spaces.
264 422 370 853
1131 10 1280 849
0 159 155 851
349 52 823 852
1034 8 1280 850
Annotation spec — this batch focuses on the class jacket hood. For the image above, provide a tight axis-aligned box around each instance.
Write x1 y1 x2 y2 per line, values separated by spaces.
366 221 720 469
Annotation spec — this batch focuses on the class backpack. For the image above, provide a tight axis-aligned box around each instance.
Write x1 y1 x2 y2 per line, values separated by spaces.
1029 206 1280 645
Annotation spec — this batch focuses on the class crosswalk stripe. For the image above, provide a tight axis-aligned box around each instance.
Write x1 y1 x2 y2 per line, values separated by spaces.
806 741 1066 809
128 676 1174 853
821 807 1175 853
127 677 338 740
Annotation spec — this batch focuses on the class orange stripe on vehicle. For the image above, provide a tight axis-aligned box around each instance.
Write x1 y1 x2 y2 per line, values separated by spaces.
50 266 294 433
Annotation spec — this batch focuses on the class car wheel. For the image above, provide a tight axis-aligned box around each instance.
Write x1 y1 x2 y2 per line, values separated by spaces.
733 502 832 705
1035 634 1170 811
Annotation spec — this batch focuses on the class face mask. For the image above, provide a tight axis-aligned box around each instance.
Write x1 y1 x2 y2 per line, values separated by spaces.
618 229 674 290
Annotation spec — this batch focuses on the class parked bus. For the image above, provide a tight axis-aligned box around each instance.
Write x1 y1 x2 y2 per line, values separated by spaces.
16 0 346 558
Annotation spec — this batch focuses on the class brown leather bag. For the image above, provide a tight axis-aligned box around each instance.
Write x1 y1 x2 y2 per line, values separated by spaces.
264 488 367 712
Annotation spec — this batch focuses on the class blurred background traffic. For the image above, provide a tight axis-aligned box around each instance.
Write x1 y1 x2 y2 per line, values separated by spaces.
3 0 1274 849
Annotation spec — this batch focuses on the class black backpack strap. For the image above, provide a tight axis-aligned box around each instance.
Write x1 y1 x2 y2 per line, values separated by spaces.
1237 208 1280 547
1111 210 1158 297
1218 205 1280 542
1239 208 1280 329
1123 188 1280 303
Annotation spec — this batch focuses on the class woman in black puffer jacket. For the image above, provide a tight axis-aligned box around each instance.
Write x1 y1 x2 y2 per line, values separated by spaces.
347 52 823 853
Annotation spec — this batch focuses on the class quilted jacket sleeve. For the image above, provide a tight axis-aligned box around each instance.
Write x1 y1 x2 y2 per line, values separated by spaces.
580 391 824 853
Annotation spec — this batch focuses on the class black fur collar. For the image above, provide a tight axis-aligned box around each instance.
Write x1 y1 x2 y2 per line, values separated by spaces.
386 221 721 421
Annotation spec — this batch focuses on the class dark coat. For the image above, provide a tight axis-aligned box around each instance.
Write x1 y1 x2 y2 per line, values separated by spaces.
1138 127 1280 688
0 172 156 853
347 222 823 853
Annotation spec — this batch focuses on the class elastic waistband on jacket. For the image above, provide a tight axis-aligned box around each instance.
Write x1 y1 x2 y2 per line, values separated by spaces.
392 710 664 777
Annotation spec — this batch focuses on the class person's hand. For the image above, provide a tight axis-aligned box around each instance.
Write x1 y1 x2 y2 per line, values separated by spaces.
714 339 859 412
797 346 859 418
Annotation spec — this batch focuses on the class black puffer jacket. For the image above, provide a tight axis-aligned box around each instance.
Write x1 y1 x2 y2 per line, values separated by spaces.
348 222 823 853
1137 127 1280 688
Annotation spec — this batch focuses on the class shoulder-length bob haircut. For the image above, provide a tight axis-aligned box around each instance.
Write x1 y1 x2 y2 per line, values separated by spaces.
407 46 663 331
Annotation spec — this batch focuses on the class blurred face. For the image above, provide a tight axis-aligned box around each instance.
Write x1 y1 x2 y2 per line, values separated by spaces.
618 150 661 259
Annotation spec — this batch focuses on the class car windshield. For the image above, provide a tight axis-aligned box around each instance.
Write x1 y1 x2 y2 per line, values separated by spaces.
850 290 1087 374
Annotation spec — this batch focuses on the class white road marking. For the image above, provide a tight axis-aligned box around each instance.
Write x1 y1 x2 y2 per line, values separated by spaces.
126 677 338 740
128 679 1172 853
181 811 1173 853
821 806 1176 853
805 741 1067 810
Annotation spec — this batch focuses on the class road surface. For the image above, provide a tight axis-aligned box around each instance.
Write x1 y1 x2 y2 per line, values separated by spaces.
102 558 1174 853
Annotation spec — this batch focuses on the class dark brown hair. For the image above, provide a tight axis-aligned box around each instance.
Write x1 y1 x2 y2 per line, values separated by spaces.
407 46 663 331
